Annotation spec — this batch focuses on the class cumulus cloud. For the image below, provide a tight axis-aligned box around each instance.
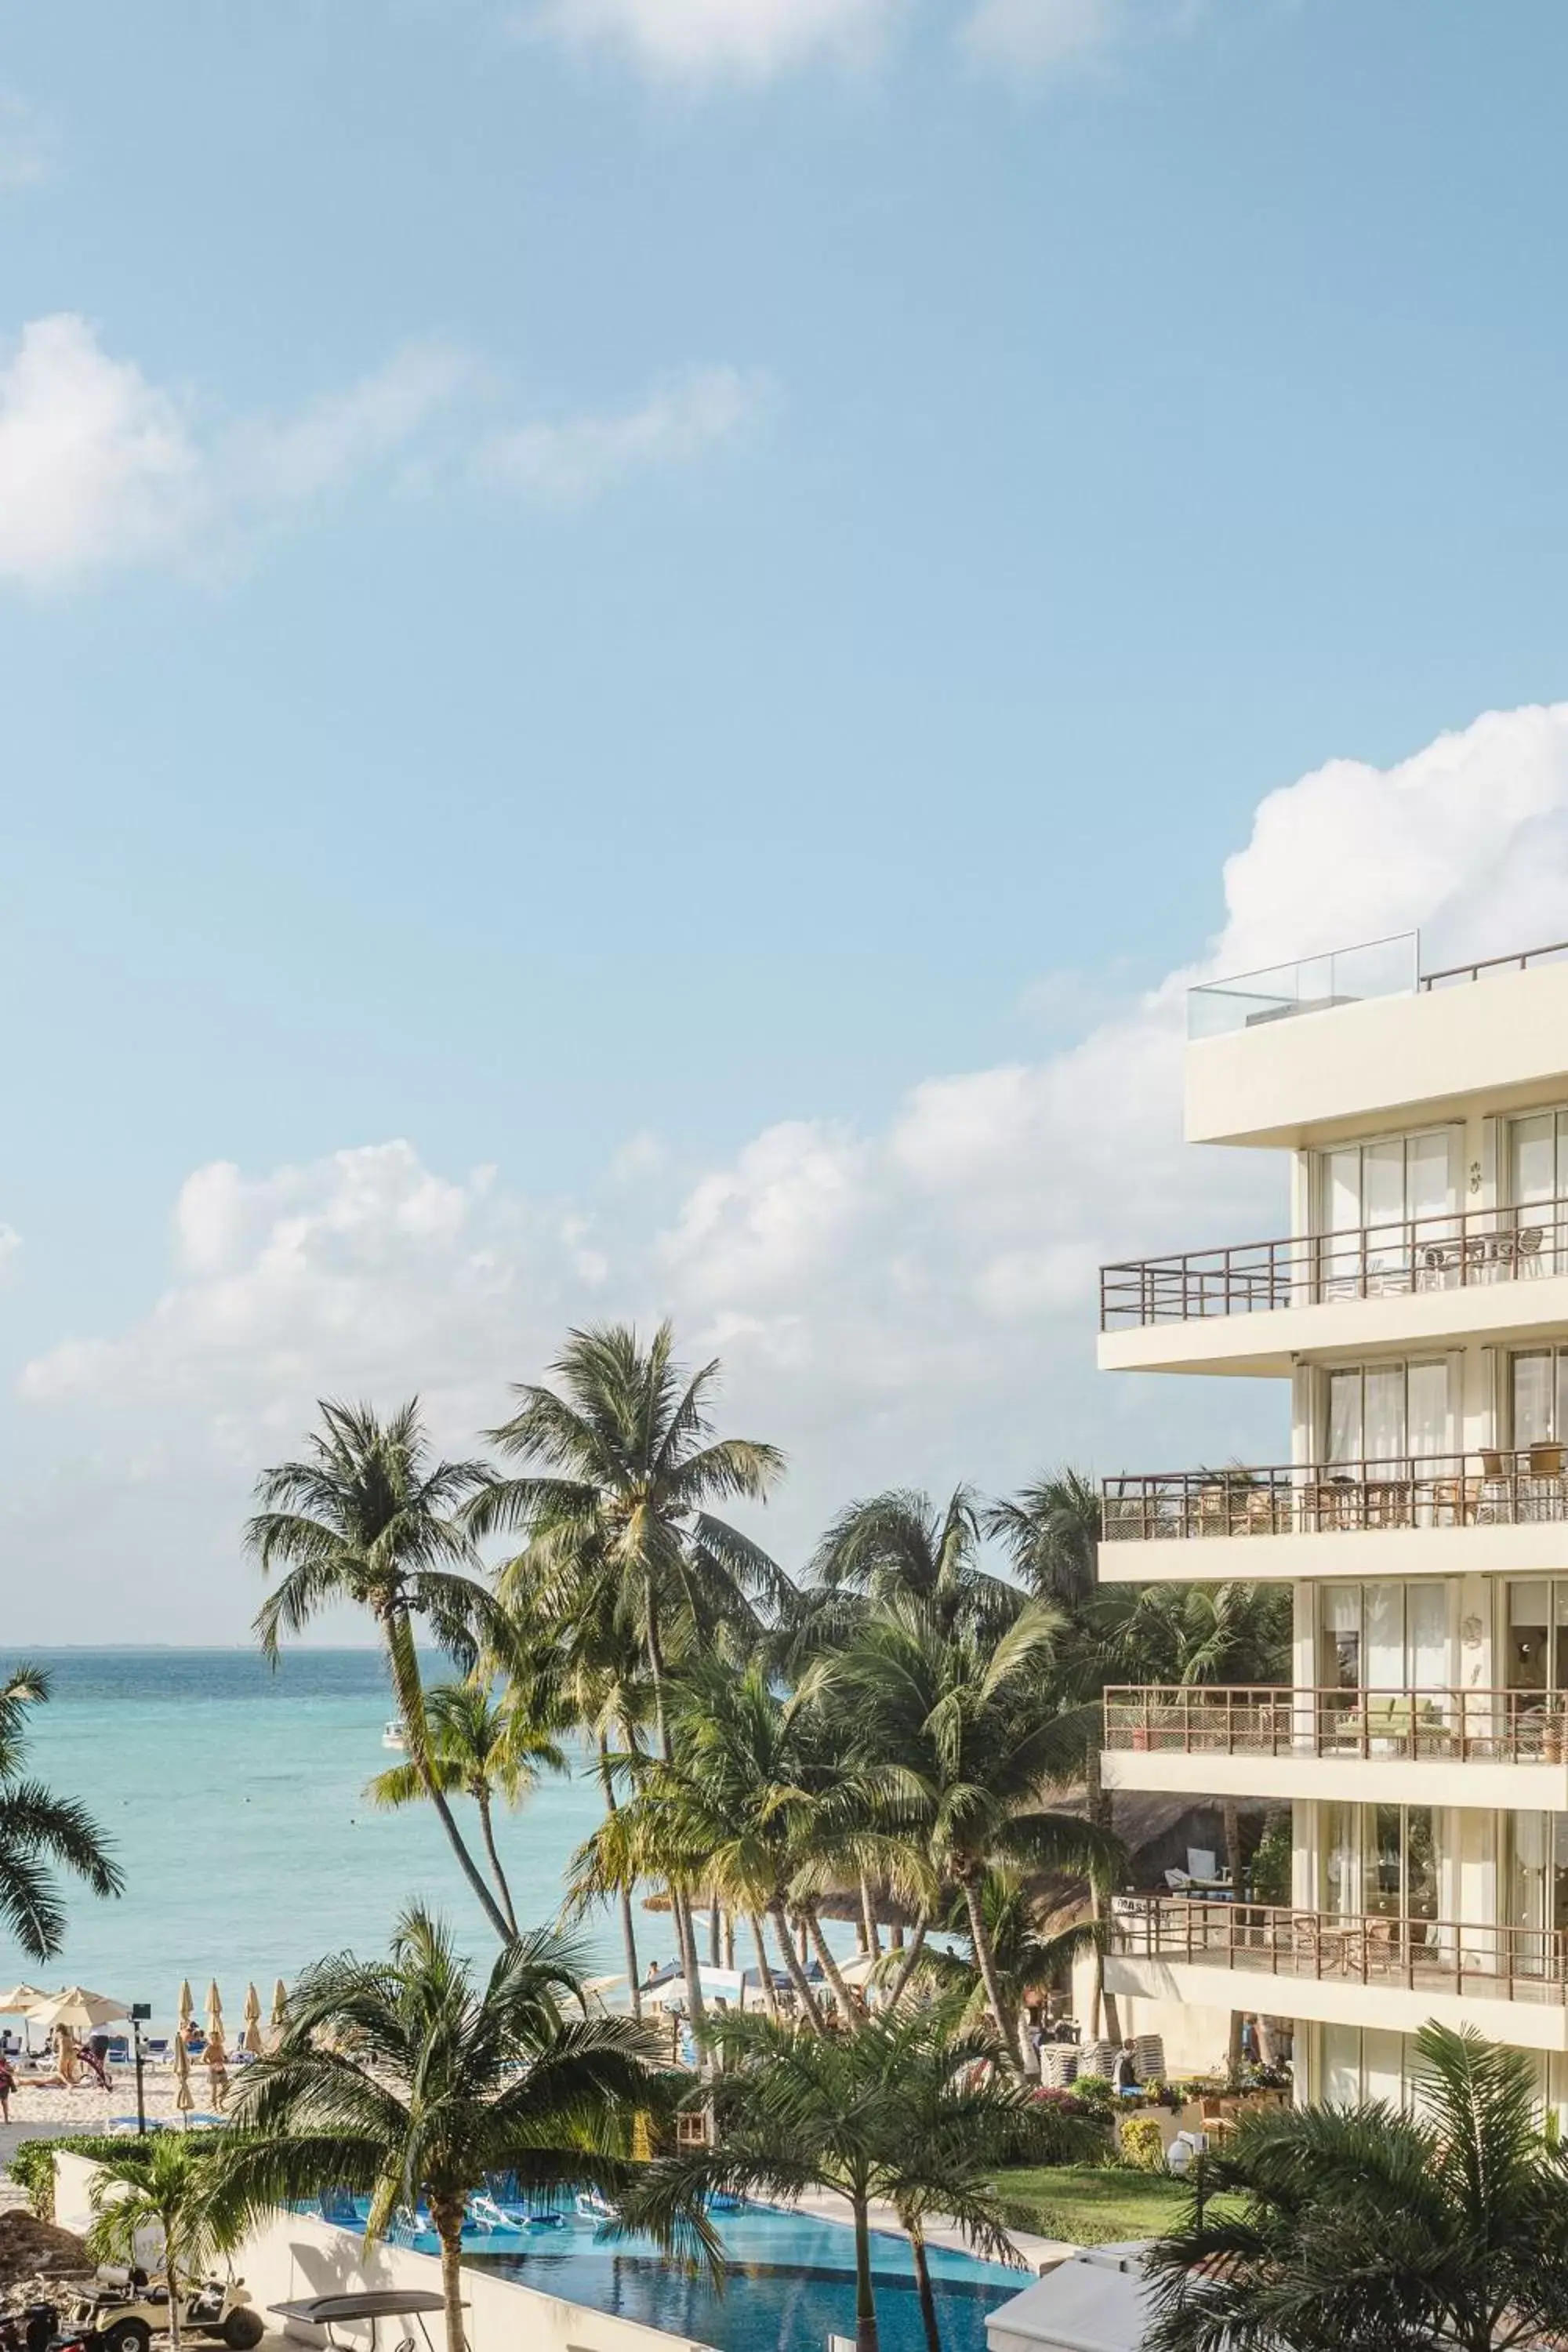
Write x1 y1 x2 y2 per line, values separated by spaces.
481 367 768 504
528 0 896 82
17 702 1568 1633
0 317 764 589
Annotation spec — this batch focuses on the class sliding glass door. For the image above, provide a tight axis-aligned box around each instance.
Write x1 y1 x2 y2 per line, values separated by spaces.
1319 1131 1457 1294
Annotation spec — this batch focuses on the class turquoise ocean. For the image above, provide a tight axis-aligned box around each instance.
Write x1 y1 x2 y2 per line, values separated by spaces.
16 1650 627 2033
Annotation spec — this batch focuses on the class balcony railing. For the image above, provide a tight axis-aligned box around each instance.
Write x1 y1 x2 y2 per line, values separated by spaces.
1420 937 1568 991
1187 933 1417 1040
1101 1450 1568 1541
1105 1684 1568 1765
1099 1197 1568 1330
1110 1895 1568 2002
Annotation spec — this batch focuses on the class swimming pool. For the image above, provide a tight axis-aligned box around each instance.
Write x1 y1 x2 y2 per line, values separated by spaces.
318 2196 1020 2352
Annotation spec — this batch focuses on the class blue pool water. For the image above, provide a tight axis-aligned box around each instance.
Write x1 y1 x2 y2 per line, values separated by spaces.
321 2198 1020 2352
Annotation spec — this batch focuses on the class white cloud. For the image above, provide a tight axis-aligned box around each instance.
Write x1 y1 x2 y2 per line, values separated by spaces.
481 367 767 504
0 318 764 589
18 702 1568 1634
528 0 896 82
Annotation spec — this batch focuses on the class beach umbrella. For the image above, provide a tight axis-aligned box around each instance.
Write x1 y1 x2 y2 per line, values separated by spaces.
172 2033 194 2125
28 1987 127 2033
205 1980 223 2038
0 1985 48 2013
176 1980 193 2031
242 1983 263 2056
270 1979 288 2033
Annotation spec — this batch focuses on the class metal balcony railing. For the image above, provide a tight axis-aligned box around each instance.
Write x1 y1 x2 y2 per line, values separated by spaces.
1109 1896 1568 2002
1104 1684 1568 1765
1101 1450 1568 1541
1099 1197 1568 1330
1420 937 1568 990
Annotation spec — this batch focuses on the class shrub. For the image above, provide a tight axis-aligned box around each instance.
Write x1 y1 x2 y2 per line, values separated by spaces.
1118 2113 1168 2173
10 2132 222 2220
1071 2073 1116 2118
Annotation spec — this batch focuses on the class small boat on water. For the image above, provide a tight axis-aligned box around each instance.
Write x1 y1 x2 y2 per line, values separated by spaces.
383 1720 407 1750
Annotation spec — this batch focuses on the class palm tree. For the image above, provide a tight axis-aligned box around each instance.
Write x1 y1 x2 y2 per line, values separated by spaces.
986 1468 1101 1612
0 1664 122 1959
623 2004 1029 2352
246 1399 512 1941
1145 2023 1568 2352
810 1487 1022 1642
86 2138 243 2352
829 1600 1116 2063
214 1907 692 2352
916 1865 1094 2038
469 1323 788 2017
367 1679 567 1937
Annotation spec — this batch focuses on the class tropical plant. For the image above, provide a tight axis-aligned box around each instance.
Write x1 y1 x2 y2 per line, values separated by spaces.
917 1865 1094 2034
622 2003 1028 2352
0 1664 122 1959
986 1469 1102 1612
469 1323 788 2016
1144 2023 1568 2351
212 1907 691 2352
827 1599 1117 2060
809 1486 1023 1643
367 1679 567 1936
246 1399 512 1940
85 2136 230 2352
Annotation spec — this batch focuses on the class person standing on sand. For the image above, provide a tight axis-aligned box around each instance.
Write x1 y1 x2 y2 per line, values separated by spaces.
0 2050 15 2122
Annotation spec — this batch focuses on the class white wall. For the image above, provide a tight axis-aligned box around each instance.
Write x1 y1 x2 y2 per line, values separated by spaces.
54 2157 716 2352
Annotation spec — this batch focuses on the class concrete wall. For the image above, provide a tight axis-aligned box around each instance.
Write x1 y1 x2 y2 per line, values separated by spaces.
54 2156 716 2352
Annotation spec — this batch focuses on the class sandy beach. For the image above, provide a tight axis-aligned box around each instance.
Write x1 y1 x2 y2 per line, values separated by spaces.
3 2072 237 2129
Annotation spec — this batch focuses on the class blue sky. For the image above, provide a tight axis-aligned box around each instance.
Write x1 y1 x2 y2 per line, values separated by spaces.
6 0 1568 1634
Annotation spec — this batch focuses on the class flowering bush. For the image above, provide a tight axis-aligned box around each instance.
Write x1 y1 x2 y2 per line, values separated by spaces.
1118 2113 1169 2173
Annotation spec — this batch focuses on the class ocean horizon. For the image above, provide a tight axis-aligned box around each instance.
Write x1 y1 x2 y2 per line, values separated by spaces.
15 1648 626 2034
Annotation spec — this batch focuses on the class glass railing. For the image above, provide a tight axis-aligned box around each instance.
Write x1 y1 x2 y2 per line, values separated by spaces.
1187 932 1418 1040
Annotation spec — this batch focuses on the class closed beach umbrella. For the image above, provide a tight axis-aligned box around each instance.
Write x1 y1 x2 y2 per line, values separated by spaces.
28 1987 127 2034
205 1981 223 2038
172 2033 194 2124
270 1979 288 2034
176 1980 193 2031
242 1983 263 2056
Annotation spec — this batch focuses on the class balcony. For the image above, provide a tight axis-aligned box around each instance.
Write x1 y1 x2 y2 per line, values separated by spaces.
1186 934 1418 1041
1098 1450 1568 1584
1102 1683 1568 1809
1098 1198 1568 1377
1106 1896 1568 2047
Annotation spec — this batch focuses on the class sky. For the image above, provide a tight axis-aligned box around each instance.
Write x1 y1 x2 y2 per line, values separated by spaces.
5 0 1568 1637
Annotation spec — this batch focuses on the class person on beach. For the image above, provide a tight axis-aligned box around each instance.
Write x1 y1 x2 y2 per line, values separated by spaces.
81 2036 112 2091
54 2025 79 2085
0 2050 14 2122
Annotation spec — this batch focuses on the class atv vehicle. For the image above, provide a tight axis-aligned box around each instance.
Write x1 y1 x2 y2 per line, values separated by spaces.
48 2267 265 2352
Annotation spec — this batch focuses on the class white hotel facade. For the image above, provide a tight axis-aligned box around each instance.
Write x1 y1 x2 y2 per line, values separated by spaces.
1093 931 1568 2114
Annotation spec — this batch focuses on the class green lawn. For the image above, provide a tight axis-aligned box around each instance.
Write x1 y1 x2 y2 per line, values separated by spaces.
990 2164 1195 2247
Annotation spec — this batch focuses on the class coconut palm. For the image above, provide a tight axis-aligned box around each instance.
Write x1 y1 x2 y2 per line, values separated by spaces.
213 1907 693 2352
0 1664 122 1960
86 2138 242 2352
246 1399 512 1941
914 1865 1094 2038
1145 2023 1568 2352
367 1679 568 1937
986 1468 1102 1612
810 1487 1022 1643
622 2003 1028 2352
468 1323 788 2017
829 1600 1116 2061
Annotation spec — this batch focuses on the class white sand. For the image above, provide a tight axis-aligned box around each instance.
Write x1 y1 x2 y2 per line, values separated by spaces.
5 2071 238 2128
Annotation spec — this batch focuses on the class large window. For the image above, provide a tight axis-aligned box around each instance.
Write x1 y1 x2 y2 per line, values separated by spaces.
1509 1351 1568 1451
1318 1131 1458 1292
1321 1803 1440 1922
1504 1583 1568 1697
1507 1815 1568 1976
1321 1583 1447 1692
1324 1359 1450 1469
1321 2024 1411 2109
1510 1112 1568 1210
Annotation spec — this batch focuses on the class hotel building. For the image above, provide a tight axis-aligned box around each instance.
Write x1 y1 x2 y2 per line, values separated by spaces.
1094 931 1568 2112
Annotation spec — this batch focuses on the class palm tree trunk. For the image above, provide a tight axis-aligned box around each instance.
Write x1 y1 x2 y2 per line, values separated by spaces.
748 1913 778 2017
859 1876 880 1958
960 1871 1017 2063
909 2225 942 2352
476 1790 519 1936
851 2194 879 2352
805 1910 858 2024
434 2212 467 2352
768 1896 826 2031
1223 1796 1243 2082
886 1915 928 2009
165 2213 182 2352
709 1900 721 1969
598 1733 641 2021
1090 1877 1121 2045
644 1598 706 2037
384 1612 512 1944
